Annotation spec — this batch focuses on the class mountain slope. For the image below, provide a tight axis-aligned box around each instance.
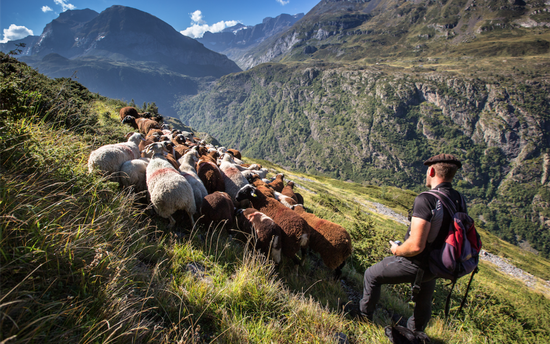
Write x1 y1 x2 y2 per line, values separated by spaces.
177 57 550 256
176 0 550 256
238 0 550 69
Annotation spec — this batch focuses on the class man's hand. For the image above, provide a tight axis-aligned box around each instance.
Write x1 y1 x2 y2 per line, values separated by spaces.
389 240 400 255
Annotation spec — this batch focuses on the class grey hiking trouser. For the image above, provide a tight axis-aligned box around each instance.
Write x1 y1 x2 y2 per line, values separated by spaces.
359 255 437 331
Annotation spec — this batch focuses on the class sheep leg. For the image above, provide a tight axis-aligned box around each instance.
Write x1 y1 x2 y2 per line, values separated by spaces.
188 212 195 228
333 261 345 280
299 246 309 266
168 215 176 229
292 256 302 275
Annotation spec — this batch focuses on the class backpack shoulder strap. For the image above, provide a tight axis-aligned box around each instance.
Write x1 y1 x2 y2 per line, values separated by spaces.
424 189 458 215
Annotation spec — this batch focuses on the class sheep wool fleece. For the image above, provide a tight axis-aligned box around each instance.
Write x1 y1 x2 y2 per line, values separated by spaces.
146 158 196 220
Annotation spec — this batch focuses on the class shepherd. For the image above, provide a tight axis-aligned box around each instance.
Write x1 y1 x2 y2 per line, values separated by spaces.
359 153 466 333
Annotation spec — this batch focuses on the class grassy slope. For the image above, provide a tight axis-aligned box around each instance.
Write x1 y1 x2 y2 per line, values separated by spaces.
1 54 550 343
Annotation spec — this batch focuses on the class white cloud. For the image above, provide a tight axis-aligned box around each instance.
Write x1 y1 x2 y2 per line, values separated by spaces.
276 0 290 5
42 5 53 13
54 0 76 12
180 10 239 39
1 24 34 43
190 10 205 24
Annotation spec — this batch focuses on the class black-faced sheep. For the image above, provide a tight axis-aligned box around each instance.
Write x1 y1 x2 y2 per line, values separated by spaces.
292 204 352 278
199 191 235 231
236 208 282 264
235 184 310 266
88 132 143 177
145 142 196 228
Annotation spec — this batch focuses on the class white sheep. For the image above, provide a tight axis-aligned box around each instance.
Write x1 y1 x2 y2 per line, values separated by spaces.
119 157 150 192
88 133 143 177
178 147 208 212
145 142 196 228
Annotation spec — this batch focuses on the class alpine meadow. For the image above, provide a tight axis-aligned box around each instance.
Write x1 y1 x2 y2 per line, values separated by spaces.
2 0 550 343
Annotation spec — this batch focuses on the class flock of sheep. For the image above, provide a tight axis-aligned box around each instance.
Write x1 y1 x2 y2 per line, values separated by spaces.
87 107 353 275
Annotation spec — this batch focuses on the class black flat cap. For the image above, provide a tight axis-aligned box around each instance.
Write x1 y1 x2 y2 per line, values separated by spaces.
423 153 462 168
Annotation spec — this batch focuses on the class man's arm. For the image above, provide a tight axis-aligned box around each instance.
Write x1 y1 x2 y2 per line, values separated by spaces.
391 217 431 257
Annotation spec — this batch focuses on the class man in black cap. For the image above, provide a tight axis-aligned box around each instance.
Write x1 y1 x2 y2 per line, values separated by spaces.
359 153 464 332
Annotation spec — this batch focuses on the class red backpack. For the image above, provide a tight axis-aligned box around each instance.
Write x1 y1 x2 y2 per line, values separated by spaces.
424 189 482 317
425 190 482 280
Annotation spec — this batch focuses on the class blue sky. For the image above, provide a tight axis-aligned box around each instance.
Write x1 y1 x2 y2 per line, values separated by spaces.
1 0 319 43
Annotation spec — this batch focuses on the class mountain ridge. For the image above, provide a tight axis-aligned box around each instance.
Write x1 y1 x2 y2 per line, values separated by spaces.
1 6 241 117
197 13 304 69
236 0 550 68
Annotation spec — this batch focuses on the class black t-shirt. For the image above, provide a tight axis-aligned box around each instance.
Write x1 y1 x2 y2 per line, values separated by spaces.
404 182 464 266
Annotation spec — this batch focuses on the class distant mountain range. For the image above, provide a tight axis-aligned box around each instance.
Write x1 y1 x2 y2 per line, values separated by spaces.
196 13 304 69
0 5 242 117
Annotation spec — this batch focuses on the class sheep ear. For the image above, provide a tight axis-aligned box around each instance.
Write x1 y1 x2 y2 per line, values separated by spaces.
144 144 152 155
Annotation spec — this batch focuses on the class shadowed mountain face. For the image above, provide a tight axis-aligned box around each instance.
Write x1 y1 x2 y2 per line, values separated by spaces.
1 6 241 117
30 6 241 77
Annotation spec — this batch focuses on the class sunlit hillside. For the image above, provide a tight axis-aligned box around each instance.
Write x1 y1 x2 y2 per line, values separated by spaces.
1 52 550 343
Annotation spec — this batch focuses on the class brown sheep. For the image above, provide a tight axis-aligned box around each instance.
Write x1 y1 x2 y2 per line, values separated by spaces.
199 191 235 232
292 204 352 278
146 129 163 140
171 133 186 146
235 184 311 267
268 173 285 192
236 208 282 263
173 144 190 160
197 146 209 157
227 148 242 160
139 137 157 155
162 141 180 170
250 175 297 208
197 157 225 194
122 116 162 136
282 181 304 205
119 107 139 121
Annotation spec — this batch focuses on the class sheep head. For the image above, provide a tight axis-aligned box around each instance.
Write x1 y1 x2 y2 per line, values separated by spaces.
236 184 257 202
144 142 165 156
121 115 138 129
128 132 145 144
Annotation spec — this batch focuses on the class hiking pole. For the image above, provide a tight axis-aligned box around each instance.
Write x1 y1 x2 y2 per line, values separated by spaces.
457 267 479 315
